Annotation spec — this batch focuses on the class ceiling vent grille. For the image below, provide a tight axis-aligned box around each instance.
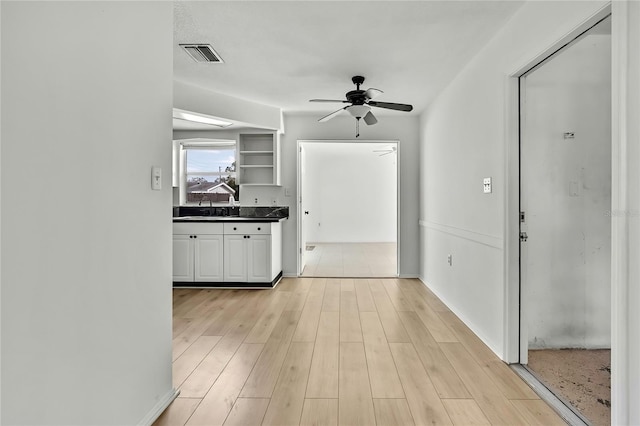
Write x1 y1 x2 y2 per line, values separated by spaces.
180 44 223 63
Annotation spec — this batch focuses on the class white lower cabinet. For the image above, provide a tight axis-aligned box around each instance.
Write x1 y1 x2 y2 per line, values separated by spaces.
173 220 282 285
223 223 273 283
172 223 224 282
248 234 271 282
172 234 194 282
223 235 247 281
194 235 224 281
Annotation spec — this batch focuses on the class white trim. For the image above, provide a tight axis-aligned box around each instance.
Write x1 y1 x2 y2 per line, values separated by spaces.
418 278 502 358
419 220 503 250
510 365 589 426
503 3 613 365
138 388 179 426
610 2 629 424
296 140 401 278
503 75 521 363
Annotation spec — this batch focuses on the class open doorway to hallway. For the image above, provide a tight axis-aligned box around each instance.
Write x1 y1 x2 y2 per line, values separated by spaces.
297 141 398 277
519 14 611 425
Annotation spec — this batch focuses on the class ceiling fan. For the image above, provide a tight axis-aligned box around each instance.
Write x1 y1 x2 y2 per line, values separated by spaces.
310 76 413 137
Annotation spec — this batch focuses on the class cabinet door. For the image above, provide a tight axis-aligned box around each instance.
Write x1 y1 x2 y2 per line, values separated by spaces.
224 235 247 282
194 234 224 282
173 235 194 282
247 234 271 282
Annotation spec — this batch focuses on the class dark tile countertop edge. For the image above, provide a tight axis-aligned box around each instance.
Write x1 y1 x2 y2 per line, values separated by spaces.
173 216 287 223
173 206 289 223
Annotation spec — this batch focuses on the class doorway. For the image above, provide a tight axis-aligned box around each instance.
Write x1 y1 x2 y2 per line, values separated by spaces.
519 15 611 425
297 140 399 277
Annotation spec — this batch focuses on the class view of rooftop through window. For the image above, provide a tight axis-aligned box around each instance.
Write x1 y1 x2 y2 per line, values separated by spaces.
185 146 238 204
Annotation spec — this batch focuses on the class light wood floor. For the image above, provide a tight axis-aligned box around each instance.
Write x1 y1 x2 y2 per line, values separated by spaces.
155 278 565 426
301 243 397 277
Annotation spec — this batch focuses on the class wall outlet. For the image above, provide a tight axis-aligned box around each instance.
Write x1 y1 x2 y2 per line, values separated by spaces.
447 254 452 266
483 177 492 194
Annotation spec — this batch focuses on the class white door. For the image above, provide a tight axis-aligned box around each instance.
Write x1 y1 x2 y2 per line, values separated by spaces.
194 234 224 282
224 235 247 281
298 143 307 275
172 235 194 282
247 234 271 282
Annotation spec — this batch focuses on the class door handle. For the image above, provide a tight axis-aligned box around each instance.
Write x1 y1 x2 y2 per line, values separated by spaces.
520 232 528 242
305 211 309 215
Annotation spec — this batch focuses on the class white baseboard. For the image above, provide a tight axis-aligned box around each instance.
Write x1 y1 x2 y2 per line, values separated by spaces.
138 388 179 426
398 273 419 279
417 277 504 360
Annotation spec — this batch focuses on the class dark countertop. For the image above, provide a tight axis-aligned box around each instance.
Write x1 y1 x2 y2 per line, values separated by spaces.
173 216 287 223
173 206 289 223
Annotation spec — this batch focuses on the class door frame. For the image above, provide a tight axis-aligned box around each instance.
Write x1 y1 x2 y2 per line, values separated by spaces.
503 3 640 422
296 139 400 277
503 4 612 363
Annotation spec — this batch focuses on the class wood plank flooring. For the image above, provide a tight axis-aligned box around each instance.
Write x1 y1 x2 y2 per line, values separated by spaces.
154 278 564 426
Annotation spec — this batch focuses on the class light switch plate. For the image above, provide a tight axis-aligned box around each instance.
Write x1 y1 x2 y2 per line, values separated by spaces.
151 166 162 190
483 177 492 194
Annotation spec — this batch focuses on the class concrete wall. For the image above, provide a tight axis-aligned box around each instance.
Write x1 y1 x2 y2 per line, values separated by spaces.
303 142 397 243
522 31 611 349
281 114 419 277
1 2 174 424
419 0 610 358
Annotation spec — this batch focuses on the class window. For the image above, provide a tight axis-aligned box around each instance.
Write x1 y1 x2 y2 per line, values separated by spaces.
180 139 239 205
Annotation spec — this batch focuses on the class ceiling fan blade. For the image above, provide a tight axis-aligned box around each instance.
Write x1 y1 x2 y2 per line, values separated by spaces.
364 88 383 99
363 111 377 125
318 107 346 122
310 99 349 103
368 101 413 112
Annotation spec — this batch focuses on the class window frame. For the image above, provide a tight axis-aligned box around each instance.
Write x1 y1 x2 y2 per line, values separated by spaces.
178 138 238 206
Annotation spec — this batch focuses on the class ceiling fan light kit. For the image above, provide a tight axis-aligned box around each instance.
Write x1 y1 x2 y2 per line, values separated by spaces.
310 75 413 137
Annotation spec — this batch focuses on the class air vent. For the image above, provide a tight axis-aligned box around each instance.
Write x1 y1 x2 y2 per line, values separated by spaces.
180 44 223 63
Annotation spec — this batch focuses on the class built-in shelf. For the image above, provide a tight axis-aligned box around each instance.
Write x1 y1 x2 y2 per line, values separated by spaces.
239 151 273 155
238 133 280 186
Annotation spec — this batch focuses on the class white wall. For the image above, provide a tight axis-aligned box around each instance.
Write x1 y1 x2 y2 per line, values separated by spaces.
281 114 419 277
303 142 397 243
1 3 174 425
523 32 611 349
419 1 610 358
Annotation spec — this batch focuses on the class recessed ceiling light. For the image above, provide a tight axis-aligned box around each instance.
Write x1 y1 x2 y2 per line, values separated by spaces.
173 109 232 127
180 44 223 63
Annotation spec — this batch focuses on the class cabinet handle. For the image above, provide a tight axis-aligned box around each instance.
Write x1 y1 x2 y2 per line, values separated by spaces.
193 235 197 239
234 227 237 230
257 227 261 231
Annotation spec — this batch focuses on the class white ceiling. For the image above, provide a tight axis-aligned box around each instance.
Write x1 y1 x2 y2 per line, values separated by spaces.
173 1 524 122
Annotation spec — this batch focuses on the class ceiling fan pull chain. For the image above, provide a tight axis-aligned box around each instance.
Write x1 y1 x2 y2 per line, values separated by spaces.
356 117 360 138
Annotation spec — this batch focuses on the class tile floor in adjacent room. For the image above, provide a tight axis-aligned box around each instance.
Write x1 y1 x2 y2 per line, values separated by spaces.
301 243 397 277
155 278 565 426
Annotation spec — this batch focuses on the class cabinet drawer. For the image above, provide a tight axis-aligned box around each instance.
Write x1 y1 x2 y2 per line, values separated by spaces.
224 222 271 235
173 222 224 235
